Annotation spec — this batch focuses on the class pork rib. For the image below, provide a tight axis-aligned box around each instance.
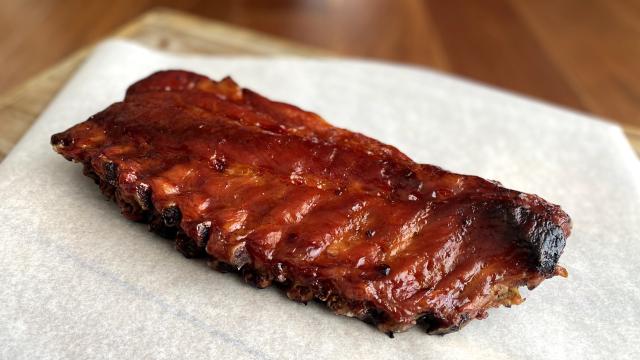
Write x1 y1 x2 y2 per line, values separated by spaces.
51 70 571 335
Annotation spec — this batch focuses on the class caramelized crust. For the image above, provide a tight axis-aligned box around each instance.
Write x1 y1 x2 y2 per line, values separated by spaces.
51 70 571 335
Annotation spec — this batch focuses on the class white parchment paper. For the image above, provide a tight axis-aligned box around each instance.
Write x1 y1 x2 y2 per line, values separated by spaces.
1 40 639 360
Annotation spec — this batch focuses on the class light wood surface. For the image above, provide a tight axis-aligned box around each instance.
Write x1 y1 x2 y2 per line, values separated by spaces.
0 7 638 162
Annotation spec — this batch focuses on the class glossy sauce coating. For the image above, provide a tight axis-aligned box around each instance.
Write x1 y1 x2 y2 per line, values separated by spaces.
51 71 571 334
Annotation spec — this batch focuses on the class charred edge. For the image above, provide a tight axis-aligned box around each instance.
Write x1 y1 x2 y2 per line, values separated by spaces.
362 308 389 327
273 262 287 283
50 133 73 148
286 284 314 304
230 243 251 268
507 206 567 275
417 313 469 335
97 178 116 200
81 164 420 336
136 183 152 210
241 265 272 289
208 259 238 273
162 206 182 227
417 313 444 334
175 231 205 258
195 222 211 248
149 214 178 239
115 188 147 222
82 163 100 184
104 162 118 186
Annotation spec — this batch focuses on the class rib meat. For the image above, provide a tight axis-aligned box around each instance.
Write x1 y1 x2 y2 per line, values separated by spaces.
50 70 571 335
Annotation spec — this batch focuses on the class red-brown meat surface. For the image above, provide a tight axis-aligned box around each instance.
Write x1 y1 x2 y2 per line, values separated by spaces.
51 70 571 335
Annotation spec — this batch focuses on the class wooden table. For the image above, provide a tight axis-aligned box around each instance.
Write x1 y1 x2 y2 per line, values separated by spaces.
0 8 638 161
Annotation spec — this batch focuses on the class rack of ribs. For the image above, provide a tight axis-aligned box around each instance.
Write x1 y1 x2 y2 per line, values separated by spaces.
51 70 571 336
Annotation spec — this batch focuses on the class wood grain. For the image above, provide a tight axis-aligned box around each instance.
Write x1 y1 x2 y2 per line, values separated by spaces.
425 0 586 112
0 4 639 161
513 0 640 128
